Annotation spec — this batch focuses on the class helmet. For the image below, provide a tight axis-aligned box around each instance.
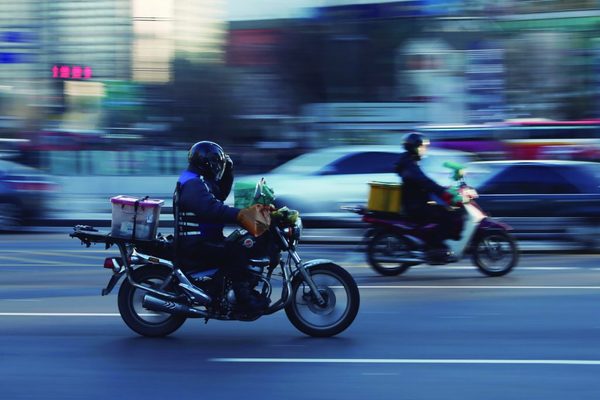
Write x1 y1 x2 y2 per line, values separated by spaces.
188 141 226 181
402 132 430 156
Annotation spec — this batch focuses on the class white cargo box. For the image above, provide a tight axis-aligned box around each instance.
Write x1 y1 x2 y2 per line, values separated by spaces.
110 195 164 240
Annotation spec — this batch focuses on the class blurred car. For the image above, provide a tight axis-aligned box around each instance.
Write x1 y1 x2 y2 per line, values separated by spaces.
467 160 600 249
239 145 475 224
0 159 57 230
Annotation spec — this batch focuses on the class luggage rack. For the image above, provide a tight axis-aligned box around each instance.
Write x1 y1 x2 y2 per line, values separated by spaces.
70 225 175 296
70 224 157 248
341 205 405 220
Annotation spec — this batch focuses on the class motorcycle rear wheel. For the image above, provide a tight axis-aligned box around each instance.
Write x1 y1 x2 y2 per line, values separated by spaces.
367 232 418 276
285 263 360 337
472 231 519 277
118 265 187 337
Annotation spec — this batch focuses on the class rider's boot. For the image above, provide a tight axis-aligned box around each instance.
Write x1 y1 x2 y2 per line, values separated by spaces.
233 282 269 314
426 242 452 264
175 269 212 305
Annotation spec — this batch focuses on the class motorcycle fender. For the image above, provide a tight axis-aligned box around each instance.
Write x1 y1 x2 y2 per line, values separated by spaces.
363 228 379 242
479 217 512 232
101 272 125 296
292 259 336 280
468 218 512 252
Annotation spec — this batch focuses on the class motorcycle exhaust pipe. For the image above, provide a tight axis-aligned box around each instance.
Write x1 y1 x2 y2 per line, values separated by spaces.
142 294 207 319
395 257 423 263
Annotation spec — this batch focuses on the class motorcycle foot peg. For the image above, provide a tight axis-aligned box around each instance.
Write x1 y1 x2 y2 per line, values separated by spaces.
179 283 212 305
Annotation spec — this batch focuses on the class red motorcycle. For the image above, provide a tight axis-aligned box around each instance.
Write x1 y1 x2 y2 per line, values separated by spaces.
346 166 519 277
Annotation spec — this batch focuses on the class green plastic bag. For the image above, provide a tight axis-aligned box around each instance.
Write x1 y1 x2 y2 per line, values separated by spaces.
234 181 257 208
234 178 276 208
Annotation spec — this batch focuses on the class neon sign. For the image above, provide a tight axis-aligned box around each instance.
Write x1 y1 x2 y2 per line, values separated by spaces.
52 65 93 79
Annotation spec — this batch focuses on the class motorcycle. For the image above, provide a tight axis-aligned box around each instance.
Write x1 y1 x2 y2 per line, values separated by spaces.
345 162 519 277
70 179 360 338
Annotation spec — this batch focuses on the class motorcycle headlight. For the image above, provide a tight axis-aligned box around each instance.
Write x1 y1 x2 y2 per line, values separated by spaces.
294 217 303 241
283 217 303 243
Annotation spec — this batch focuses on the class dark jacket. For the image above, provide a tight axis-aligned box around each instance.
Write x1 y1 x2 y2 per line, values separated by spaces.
395 152 446 214
176 164 240 242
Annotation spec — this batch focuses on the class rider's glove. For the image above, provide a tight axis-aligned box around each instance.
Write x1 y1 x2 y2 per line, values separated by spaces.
441 191 454 205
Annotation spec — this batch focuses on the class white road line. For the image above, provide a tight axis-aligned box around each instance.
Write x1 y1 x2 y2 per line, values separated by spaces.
0 312 158 317
0 312 121 317
0 255 65 265
0 264 104 268
19 251 107 261
210 358 600 366
356 285 600 290
345 265 586 271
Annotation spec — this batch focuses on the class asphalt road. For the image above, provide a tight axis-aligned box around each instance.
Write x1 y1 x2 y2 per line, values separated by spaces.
1 234 600 399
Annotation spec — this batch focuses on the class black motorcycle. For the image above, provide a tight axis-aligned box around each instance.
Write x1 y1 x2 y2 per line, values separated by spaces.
70 181 359 338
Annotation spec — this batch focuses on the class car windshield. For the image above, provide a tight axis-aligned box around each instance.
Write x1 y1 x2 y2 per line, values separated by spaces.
557 164 600 193
0 160 41 176
271 148 473 176
472 163 600 194
270 150 367 175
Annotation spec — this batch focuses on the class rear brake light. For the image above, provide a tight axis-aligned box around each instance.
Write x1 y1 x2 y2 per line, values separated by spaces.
104 257 123 272
7 181 56 192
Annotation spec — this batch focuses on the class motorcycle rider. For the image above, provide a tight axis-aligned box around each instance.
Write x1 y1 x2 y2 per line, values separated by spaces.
174 141 269 313
395 132 463 261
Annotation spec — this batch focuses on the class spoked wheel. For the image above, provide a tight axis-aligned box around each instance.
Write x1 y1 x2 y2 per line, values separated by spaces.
472 231 519 277
118 265 186 337
366 232 418 276
285 263 360 337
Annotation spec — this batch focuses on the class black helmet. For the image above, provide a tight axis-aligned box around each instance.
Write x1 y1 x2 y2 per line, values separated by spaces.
402 132 430 156
188 141 226 180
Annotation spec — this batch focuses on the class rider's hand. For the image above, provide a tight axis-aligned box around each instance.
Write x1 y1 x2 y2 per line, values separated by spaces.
441 191 453 205
225 154 233 170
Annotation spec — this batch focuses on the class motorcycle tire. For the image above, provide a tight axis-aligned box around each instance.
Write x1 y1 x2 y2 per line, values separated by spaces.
366 232 418 276
472 231 519 277
118 264 187 337
285 263 360 338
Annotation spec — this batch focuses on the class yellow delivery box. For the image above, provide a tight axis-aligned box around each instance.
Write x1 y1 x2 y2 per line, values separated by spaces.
367 182 402 213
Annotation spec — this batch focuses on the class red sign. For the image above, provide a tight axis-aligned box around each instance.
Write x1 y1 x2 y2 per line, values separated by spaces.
52 65 93 79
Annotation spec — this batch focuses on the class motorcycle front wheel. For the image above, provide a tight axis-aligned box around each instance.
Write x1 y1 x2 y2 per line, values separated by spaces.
118 265 187 337
367 232 418 276
472 231 519 277
285 263 360 337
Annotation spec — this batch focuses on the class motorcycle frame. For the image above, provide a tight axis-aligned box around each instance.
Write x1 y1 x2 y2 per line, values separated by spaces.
75 223 327 320
360 198 511 263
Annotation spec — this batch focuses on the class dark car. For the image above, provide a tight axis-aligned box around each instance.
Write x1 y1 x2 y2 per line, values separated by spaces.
0 159 57 230
467 160 600 248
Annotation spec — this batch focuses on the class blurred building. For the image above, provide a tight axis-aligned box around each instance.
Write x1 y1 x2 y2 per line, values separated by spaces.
0 1 44 131
0 0 226 138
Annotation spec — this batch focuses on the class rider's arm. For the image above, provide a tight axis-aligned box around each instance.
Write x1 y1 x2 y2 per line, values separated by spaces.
181 178 240 223
217 157 234 201
404 163 447 197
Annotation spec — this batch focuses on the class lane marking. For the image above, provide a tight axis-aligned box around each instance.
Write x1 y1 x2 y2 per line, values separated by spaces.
17 251 107 261
345 265 589 271
0 255 65 265
0 312 120 317
356 285 600 290
210 358 600 366
0 264 105 268
362 372 399 376
0 312 156 317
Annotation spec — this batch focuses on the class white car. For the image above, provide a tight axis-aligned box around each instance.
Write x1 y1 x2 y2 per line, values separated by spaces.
237 145 475 223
